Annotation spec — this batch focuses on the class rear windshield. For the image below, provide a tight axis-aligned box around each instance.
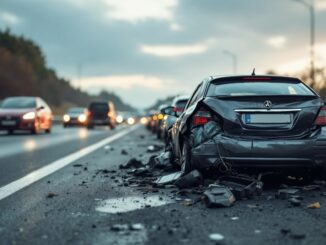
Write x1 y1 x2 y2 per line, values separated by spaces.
175 100 188 109
89 103 109 112
207 81 315 97
1 97 36 108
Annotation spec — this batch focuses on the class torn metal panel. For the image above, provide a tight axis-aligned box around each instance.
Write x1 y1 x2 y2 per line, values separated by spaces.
174 170 203 189
155 171 183 185
203 184 236 208
189 121 222 147
149 151 173 169
217 174 263 199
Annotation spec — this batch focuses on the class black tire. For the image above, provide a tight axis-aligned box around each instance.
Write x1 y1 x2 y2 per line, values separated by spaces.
63 124 67 128
7 129 13 135
45 128 51 134
31 128 37 135
87 124 94 129
180 139 193 173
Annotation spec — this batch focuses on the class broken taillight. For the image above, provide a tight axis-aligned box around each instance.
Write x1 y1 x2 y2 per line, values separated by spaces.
193 108 212 126
315 106 326 126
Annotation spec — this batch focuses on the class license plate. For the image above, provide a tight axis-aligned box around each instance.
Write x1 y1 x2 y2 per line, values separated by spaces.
1 120 16 126
243 114 291 124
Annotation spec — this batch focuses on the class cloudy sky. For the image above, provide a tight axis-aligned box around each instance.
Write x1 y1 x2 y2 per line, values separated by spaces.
1 0 326 108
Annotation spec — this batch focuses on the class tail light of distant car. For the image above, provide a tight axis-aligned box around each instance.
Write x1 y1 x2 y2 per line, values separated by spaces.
315 106 326 126
86 110 91 117
192 107 212 126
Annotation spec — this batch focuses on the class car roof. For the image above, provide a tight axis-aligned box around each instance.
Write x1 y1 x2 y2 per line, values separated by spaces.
208 75 302 83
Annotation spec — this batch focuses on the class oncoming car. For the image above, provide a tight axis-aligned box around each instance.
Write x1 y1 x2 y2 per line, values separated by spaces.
166 75 326 175
63 107 87 127
0 96 52 134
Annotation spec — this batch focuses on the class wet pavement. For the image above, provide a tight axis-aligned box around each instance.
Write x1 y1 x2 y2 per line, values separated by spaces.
0 126 326 245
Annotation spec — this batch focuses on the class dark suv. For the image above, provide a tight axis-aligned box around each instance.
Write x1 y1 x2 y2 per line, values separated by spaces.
86 101 116 129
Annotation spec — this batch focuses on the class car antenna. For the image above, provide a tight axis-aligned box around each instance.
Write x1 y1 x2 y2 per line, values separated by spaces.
251 68 256 76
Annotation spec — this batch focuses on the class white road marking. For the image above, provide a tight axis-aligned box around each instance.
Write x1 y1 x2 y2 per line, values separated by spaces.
0 125 140 201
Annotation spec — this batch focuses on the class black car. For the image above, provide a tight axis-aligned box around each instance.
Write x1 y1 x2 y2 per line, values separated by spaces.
164 75 326 174
86 101 116 129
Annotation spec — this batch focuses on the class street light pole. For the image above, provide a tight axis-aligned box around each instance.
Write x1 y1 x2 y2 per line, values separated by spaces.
293 0 315 87
223 50 238 75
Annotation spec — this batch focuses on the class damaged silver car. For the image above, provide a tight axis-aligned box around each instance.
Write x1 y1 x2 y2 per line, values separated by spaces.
162 75 326 175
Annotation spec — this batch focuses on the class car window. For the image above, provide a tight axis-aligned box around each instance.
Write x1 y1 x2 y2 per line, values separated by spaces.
1 97 36 108
90 103 108 112
206 81 315 97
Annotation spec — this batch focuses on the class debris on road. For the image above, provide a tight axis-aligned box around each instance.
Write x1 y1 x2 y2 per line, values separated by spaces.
149 151 173 169
73 164 83 167
276 188 300 200
46 192 58 198
209 233 225 242
174 170 203 189
307 202 321 209
121 149 128 155
288 197 301 207
217 174 263 199
155 172 183 185
119 158 144 169
203 184 236 208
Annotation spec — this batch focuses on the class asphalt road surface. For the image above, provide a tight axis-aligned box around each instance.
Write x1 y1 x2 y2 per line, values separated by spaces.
0 124 326 245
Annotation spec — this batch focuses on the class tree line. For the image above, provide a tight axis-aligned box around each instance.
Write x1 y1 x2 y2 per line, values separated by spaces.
0 29 134 112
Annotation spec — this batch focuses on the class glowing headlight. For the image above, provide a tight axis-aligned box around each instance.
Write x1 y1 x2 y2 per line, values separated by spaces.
127 117 135 125
63 114 70 122
116 115 123 123
78 114 86 123
22 111 36 120
158 114 164 120
140 117 148 124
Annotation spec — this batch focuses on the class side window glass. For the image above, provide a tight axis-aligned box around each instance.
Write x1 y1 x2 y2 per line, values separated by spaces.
187 84 202 108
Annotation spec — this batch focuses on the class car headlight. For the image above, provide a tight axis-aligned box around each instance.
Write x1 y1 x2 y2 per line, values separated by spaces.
116 115 123 123
22 111 36 120
78 114 86 123
158 114 164 120
127 117 135 125
63 114 70 122
140 117 148 124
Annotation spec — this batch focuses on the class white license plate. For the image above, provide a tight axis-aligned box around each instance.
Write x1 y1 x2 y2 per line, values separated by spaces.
1 120 16 126
243 114 291 124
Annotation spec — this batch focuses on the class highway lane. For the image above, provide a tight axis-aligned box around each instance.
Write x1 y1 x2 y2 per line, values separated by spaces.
0 124 128 187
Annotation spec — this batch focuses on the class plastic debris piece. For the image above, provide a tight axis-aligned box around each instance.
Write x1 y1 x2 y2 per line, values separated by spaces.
130 224 145 231
46 192 58 198
155 172 182 185
307 202 321 209
209 233 224 242
175 170 203 189
119 158 143 169
110 224 129 232
217 174 263 199
276 189 300 200
203 184 236 208
288 197 301 207
150 151 172 169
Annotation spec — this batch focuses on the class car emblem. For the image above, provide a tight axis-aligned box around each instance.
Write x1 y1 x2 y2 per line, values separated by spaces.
264 100 272 109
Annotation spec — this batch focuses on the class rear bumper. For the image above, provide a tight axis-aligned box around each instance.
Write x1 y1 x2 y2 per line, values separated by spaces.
191 128 326 170
88 118 111 125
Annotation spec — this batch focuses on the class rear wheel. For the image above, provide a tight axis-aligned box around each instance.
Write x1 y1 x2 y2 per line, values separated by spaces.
7 129 13 135
87 124 94 129
180 139 193 173
45 128 51 134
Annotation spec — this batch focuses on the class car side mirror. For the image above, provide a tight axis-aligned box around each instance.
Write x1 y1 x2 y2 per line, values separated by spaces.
161 106 178 117
37 106 44 111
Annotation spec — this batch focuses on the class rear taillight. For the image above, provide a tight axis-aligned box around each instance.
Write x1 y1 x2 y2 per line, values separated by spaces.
86 110 91 116
315 106 326 126
173 107 183 112
193 108 212 126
